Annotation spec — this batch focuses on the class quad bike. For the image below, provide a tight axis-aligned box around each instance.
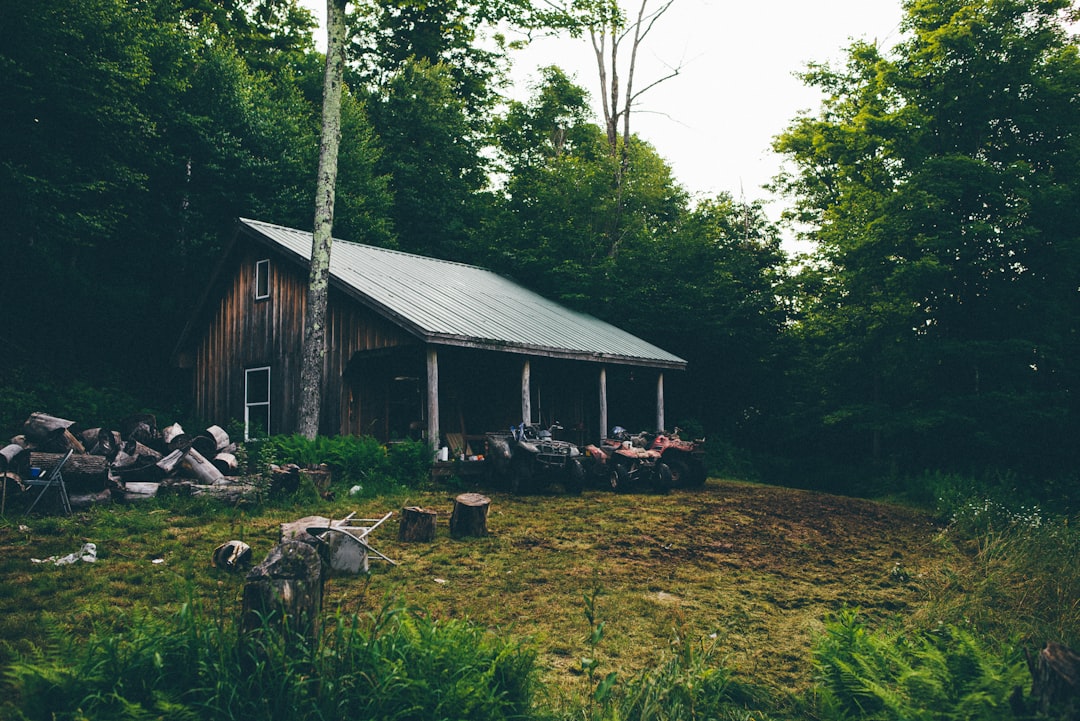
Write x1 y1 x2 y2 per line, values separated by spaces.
486 422 584 494
649 428 707 487
583 427 672 493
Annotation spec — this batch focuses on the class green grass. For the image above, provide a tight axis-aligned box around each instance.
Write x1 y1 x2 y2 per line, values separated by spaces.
2 472 1077 719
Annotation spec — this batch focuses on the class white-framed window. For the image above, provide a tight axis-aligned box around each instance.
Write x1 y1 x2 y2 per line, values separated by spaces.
255 259 270 300
245 366 271 440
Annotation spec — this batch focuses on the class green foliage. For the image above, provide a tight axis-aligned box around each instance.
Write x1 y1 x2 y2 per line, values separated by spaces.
811 609 1029 721
773 0 1080 483
2 600 541 721
258 434 431 494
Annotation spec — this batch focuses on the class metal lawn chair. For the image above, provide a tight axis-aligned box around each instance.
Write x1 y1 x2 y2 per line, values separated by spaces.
25 449 74 516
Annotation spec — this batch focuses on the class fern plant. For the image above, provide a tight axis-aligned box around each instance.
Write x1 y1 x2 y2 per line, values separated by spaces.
812 609 1029 721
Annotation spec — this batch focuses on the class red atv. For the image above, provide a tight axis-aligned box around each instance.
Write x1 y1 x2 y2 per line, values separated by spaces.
583 427 672 493
649 428 707 487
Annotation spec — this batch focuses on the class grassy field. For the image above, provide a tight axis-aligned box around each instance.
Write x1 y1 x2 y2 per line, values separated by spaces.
0 476 955 704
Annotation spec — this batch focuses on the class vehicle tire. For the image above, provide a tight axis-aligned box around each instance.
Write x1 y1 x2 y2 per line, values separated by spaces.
565 459 585 495
652 462 673 494
607 463 628 492
668 458 691 487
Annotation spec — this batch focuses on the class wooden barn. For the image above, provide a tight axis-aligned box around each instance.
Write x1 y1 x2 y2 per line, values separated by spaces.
172 218 687 449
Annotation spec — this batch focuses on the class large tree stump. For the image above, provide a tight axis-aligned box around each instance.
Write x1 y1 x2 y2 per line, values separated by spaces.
1030 642 1080 718
241 541 324 651
449 493 489 538
399 506 437 542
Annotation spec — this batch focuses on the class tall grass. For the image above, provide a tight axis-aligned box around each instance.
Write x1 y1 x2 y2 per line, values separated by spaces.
2 600 541 721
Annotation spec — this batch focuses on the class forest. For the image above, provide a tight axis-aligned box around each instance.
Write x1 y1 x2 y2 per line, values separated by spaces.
2 0 1078 505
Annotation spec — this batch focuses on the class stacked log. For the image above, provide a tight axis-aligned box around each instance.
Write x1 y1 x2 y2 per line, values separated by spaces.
9 411 245 510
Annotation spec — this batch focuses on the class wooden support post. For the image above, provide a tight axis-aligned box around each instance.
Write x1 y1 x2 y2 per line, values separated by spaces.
450 493 490 538
426 347 440 452
399 506 438 542
599 366 608 441
656 371 665 432
521 359 531 424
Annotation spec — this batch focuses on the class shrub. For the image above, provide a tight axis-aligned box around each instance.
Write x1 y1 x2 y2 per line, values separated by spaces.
257 434 432 494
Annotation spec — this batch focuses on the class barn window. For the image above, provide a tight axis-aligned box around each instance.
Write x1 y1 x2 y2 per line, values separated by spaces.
255 259 270 300
245 366 271 440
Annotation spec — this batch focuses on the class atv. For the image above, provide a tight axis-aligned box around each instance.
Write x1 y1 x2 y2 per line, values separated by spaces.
486 422 584 494
649 428 707 487
583 427 672 493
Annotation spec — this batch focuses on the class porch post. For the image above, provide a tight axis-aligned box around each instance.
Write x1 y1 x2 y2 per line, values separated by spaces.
521 359 531 424
599 366 608 441
656 371 665 432
426 347 439 451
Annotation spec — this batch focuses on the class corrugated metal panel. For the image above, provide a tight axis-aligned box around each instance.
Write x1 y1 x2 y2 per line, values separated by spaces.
239 218 686 369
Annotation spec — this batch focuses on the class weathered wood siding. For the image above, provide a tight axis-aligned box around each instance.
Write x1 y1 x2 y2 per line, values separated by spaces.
187 241 416 435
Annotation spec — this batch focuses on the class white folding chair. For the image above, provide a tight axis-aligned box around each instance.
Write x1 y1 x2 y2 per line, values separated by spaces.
25 449 74 516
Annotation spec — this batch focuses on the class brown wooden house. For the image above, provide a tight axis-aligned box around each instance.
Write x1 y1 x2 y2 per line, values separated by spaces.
172 218 687 448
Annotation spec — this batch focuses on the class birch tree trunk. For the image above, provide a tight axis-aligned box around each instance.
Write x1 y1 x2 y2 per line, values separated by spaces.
298 0 348 440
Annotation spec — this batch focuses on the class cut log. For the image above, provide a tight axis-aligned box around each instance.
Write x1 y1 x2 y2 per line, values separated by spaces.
192 426 229 458
30 451 107 492
22 412 75 443
83 428 121 460
162 423 192 452
1 443 29 473
112 440 164 481
241 541 324 650
449 492 490 538
156 449 186 475
120 413 157 446
180 448 225 485
212 452 238 476
399 506 437 542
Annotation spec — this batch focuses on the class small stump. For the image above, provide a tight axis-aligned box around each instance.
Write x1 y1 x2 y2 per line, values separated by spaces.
399 506 438 542
240 540 324 651
449 493 489 538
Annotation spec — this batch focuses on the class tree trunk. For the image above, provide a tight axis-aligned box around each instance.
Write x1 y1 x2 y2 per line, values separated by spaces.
1029 642 1080 718
162 423 192 452
450 493 490 538
297 0 348 440
399 506 438 542
212 452 238 476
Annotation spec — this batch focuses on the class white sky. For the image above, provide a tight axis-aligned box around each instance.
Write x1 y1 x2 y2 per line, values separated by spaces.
304 0 907 234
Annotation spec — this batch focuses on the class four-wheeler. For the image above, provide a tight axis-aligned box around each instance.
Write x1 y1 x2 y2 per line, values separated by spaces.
583 427 672 493
485 422 584 494
648 428 707 487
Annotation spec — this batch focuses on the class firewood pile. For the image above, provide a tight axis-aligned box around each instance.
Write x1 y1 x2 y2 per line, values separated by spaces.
1 411 252 511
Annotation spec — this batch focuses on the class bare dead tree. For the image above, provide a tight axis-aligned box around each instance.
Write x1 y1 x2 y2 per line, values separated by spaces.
588 0 680 161
297 0 348 440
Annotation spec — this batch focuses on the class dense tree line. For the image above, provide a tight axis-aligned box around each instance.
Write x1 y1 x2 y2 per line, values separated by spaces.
1 0 1077 499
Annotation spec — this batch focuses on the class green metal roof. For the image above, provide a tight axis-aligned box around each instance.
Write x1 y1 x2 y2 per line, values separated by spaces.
239 218 686 369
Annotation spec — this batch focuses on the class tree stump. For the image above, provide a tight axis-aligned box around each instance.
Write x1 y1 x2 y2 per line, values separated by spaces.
399 506 437 542
241 540 324 651
449 493 489 538
1030 641 1080 718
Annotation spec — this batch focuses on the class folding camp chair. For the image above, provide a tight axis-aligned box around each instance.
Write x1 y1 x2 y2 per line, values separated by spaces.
25 448 74 516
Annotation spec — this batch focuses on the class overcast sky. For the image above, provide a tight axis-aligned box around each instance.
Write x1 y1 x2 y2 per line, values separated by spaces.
303 0 907 230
